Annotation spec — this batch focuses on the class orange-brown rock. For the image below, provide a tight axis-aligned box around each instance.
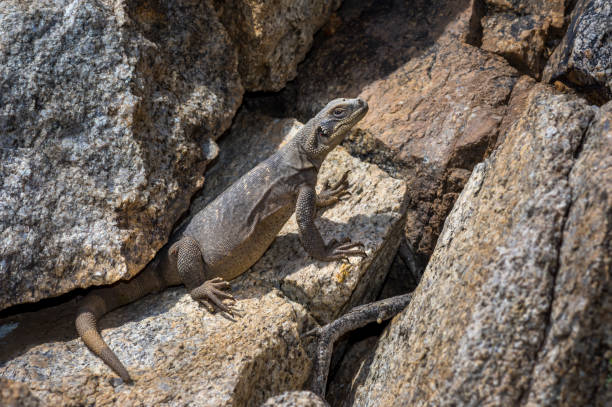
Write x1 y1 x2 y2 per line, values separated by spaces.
288 0 485 119
480 0 566 78
0 378 40 407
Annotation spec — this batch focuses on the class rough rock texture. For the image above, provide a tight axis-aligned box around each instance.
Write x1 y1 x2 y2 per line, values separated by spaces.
3 0 610 405
283 0 518 269
261 390 328 407
213 0 342 91
286 0 486 120
480 0 566 78
188 109 407 323
543 0 612 103
0 110 406 405
494 75 538 146
481 12 551 77
349 85 611 406
0 378 41 407
0 0 243 310
525 101 612 407
252 146 406 323
0 284 313 406
351 41 517 268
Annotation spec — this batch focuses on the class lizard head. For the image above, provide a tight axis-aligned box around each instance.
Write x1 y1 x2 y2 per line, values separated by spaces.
300 98 368 163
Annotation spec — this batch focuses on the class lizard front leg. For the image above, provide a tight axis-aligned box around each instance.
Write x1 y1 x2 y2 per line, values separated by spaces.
296 184 367 261
316 170 351 208
170 236 235 314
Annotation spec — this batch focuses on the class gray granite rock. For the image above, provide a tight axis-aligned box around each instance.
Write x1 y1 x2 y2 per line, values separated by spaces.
0 0 243 310
0 284 313 406
0 378 41 407
525 101 612 407
349 84 609 406
543 0 612 103
213 0 342 91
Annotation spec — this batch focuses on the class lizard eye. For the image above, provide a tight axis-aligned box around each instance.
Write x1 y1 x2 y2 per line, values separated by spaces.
333 108 345 117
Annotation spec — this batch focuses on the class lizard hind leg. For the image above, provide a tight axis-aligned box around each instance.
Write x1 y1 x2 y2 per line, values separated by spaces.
173 236 236 314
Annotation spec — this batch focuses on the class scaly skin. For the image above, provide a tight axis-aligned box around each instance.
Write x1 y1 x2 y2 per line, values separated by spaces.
76 98 369 382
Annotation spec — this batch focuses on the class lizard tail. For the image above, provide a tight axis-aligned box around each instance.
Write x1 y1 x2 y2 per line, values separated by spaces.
76 302 132 383
75 264 168 382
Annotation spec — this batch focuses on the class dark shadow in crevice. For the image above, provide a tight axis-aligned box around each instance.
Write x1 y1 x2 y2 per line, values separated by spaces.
323 243 417 406
465 0 486 47
325 320 389 407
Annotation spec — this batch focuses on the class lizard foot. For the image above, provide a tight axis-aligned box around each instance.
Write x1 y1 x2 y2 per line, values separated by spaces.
317 170 351 208
190 277 236 315
322 237 367 261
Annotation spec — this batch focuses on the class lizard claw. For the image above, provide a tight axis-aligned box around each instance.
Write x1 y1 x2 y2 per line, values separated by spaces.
323 237 367 261
190 278 236 315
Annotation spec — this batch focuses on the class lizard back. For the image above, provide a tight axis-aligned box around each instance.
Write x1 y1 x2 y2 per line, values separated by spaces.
183 148 316 280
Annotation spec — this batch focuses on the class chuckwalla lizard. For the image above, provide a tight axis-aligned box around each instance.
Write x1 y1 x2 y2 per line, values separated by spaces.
76 98 369 382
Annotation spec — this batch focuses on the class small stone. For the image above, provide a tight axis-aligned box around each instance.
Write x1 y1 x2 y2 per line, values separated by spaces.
261 390 328 407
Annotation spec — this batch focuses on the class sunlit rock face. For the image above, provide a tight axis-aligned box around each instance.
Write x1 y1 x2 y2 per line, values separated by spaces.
0 0 243 309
